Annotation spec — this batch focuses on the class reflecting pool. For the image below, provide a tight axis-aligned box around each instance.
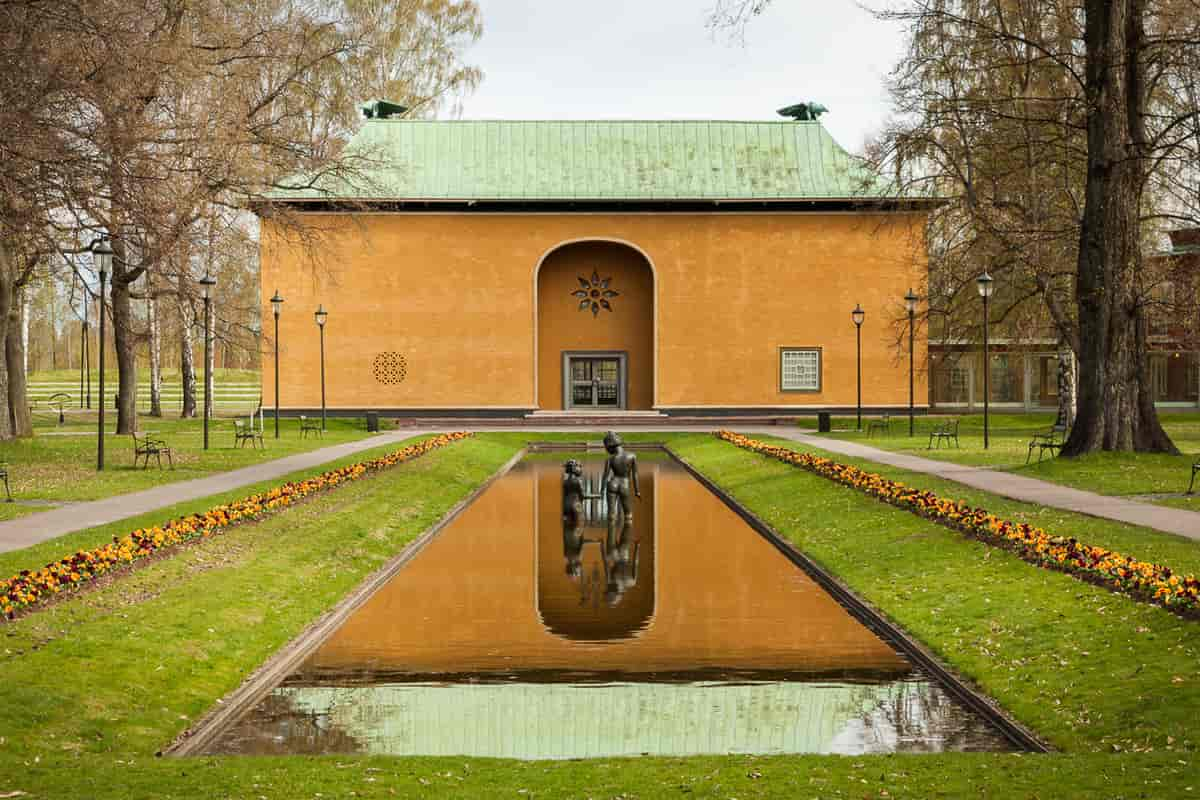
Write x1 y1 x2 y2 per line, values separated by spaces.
204 453 1017 758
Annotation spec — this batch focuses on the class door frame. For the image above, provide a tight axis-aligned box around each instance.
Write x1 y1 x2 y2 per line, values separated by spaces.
562 351 628 410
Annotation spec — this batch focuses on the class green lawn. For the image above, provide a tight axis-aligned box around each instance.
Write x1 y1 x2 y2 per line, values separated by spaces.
27 367 261 384
0 432 1196 797
0 414 375 520
741 432 1200 578
802 412 1200 510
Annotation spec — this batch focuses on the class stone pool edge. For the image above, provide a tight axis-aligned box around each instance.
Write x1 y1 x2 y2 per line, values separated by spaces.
163 446 529 758
662 443 1051 755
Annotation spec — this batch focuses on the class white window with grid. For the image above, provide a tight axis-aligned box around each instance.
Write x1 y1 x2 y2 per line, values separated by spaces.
781 349 821 391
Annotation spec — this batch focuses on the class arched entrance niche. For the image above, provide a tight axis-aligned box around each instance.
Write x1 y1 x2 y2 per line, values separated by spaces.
535 240 655 410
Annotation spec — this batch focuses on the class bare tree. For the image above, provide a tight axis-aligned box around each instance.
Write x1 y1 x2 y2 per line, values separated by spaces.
1065 0 1198 453
712 0 1200 454
4 0 481 437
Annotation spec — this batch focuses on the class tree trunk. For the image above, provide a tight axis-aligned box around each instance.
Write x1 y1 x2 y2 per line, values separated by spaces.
180 306 197 418
1063 0 1177 456
0 251 15 441
20 286 28 376
1056 339 1076 429
110 269 138 434
148 292 162 417
48 281 57 371
7 288 32 437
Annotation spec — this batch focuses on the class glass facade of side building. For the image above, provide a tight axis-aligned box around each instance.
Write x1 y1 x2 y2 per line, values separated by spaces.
931 231 1200 412
931 347 1200 411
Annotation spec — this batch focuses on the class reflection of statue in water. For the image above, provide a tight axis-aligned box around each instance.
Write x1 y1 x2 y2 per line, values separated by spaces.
548 453 651 631
561 459 588 580
604 514 640 607
601 431 640 522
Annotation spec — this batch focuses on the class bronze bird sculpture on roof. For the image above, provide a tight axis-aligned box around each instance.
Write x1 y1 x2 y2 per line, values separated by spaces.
777 102 829 121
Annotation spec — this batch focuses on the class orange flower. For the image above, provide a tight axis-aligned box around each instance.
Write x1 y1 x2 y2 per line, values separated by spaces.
715 430 1199 617
1 432 472 619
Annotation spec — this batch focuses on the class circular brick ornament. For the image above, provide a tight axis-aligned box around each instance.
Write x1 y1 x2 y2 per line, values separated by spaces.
373 352 408 385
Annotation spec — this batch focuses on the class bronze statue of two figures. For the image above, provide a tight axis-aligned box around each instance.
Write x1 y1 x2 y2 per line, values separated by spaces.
561 432 641 607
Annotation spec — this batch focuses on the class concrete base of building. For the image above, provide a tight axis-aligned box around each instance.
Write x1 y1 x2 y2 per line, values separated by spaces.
259 406 930 421
254 406 931 429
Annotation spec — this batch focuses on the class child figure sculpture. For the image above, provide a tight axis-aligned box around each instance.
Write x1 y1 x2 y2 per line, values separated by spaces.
562 458 587 521
601 431 640 522
561 458 587 580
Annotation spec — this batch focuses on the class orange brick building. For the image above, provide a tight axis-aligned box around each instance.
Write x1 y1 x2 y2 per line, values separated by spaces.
258 112 933 419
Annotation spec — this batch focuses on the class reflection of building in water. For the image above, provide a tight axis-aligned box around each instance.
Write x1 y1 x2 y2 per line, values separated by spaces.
538 459 655 641
209 677 1015 758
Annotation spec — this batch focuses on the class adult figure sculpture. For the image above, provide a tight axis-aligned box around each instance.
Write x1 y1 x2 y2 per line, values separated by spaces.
601 431 640 522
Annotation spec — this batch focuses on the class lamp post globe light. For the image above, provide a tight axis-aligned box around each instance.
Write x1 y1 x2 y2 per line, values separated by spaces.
91 238 113 471
977 271 995 450
270 290 284 438
851 304 865 431
904 289 919 437
199 273 217 450
314 305 328 431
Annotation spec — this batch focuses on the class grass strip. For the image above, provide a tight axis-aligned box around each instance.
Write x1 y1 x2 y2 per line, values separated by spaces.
0 433 1196 796
1 432 471 618
718 430 1200 618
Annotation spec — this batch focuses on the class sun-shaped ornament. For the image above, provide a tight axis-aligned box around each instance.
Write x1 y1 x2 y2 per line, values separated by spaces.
572 270 619 317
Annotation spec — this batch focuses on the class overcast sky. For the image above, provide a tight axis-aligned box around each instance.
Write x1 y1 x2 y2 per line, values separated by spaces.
460 1 907 154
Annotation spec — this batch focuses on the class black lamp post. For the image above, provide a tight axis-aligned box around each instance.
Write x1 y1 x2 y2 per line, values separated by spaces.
199 273 217 450
977 271 995 449
270 290 284 438
851 304 865 431
79 278 90 410
91 238 112 471
904 288 919 437
314 305 328 431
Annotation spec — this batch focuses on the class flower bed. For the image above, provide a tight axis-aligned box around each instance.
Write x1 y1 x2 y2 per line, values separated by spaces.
2 432 472 619
716 430 1200 617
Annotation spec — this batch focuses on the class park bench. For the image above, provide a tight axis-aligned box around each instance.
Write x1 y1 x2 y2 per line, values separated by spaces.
30 392 72 426
0 461 11 502
927 418 960 449
234 418 264 449
1026 423 1068 464
299 415 322 439
132 432 174 470
866 413 891 438
1188 461 1199 495
46 392 71 426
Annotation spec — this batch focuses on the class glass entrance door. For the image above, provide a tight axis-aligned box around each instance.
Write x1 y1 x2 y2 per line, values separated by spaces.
567 357 623 409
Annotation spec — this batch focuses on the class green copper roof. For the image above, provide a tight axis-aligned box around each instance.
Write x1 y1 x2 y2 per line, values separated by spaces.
272 119 908 203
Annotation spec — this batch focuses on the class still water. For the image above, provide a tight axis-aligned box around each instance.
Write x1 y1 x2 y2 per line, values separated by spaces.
205 453 1016 758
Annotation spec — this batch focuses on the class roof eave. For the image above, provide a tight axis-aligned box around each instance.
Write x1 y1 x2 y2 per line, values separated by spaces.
253 195 945 211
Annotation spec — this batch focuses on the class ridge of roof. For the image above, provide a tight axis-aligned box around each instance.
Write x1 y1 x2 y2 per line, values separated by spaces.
268 116 924 205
